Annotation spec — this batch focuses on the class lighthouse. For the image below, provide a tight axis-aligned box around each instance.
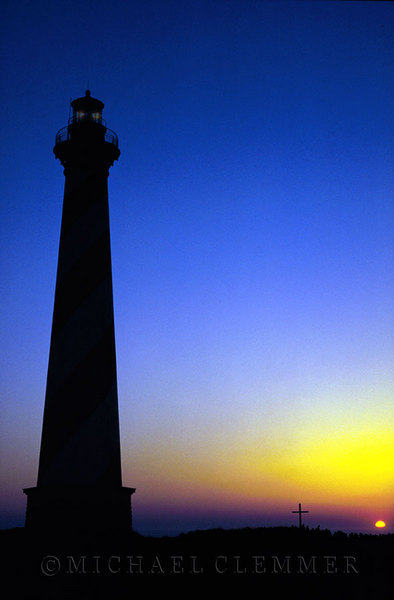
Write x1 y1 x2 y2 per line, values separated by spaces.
24 91 135 535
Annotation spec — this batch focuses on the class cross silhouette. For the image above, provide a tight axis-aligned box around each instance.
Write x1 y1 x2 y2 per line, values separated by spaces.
292 503 309 528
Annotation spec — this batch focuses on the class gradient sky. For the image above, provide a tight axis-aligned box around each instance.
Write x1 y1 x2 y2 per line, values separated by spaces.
0 0 393 535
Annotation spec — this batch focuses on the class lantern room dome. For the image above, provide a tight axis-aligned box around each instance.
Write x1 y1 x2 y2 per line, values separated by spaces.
70 90 104 125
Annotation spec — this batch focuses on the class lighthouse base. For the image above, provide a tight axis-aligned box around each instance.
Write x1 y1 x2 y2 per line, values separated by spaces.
23 485 135 536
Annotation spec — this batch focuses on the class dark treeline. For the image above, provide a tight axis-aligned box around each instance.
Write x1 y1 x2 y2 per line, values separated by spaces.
1 526 391 599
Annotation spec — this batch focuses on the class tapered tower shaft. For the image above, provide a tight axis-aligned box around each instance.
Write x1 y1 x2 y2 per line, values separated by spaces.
24 91 134 534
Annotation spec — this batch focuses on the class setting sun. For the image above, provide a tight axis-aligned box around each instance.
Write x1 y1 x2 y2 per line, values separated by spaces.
375 520 386 529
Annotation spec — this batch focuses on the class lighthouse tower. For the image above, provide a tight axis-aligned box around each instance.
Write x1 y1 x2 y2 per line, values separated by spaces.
24 91 135 535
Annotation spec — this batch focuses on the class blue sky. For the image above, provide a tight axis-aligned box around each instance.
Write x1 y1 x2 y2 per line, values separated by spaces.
0 0 393 535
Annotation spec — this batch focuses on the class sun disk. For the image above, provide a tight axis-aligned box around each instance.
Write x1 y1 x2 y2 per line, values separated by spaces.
375 520 386 528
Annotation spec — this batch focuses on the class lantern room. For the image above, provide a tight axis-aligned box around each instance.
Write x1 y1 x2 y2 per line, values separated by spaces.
70 89 104 125
54 90 119 167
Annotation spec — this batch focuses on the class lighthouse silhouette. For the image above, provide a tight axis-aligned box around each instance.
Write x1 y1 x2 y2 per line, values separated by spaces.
24 91 135 535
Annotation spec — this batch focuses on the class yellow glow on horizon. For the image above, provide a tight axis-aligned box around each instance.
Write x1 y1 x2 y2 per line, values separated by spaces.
235 426 394 503
122 399 394 513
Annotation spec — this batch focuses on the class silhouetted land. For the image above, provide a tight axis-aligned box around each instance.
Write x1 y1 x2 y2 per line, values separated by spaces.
1 526 391 599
